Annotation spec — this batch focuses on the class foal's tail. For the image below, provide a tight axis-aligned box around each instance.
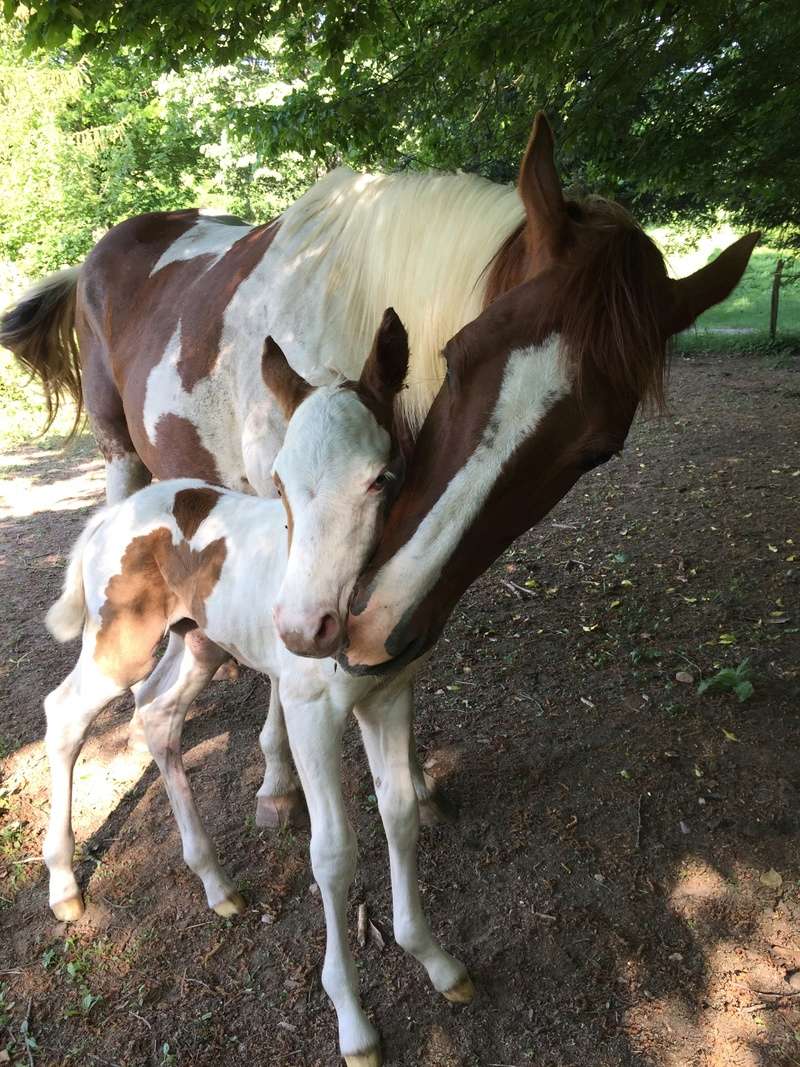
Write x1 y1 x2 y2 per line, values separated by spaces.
45 507 110 642
0 266 82 434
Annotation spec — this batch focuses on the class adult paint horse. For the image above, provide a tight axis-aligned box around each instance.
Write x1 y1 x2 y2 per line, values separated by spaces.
2 113 757 819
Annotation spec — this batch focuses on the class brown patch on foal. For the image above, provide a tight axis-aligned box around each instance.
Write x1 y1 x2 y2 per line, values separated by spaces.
94 526 228 686
172 487 222 539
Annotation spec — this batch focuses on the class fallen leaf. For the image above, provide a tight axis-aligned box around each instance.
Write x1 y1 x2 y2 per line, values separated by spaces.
760 869 783 889
357 902 367 947
722 728 740 742
368 920 385 951
675 671 694 684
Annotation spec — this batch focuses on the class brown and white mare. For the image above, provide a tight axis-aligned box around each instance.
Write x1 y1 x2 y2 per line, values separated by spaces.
2 112 758 815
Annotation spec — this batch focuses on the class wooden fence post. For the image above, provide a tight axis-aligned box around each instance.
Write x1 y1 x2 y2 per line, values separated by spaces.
770 258 784 340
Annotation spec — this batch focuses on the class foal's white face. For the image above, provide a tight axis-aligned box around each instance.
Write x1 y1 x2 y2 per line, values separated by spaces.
271 385 397 657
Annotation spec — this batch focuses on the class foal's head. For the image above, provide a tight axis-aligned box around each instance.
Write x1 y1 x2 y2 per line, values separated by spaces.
340 115 759 673
265 309 409 658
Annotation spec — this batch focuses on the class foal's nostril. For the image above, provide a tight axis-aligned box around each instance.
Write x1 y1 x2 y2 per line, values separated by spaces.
315 612 341 649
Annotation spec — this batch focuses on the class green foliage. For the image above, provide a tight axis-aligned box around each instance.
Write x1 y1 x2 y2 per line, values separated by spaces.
8 0 798 246
697 660 754 703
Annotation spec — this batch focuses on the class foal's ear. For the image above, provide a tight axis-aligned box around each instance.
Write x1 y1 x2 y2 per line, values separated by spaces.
518 111 567 258
261 336 313 419
358 308 409 414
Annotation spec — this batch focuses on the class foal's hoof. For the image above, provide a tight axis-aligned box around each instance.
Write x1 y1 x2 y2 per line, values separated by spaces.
255 791 310 830
212 891 247 918
443 975 475 1004
51 895 85 923
418 790 457 826
344 1049 382 1067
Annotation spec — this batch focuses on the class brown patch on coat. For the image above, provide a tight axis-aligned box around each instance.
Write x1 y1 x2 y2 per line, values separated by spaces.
272 472 294 550
172 487 222 539
150 414 222 484
93 526 228 686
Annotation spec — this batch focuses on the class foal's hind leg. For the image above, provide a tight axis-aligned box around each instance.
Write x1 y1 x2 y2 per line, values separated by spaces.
43 645 126 921
255 675 309 829
134 629 245 916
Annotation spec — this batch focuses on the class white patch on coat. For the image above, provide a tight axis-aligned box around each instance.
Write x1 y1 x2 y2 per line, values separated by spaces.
142 323 244 489
149 218 252 276
363 337 570 622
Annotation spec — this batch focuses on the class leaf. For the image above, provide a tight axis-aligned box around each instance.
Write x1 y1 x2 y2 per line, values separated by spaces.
759 868 783 889
734 681 754 702
721 728 740 742
675 670 694 684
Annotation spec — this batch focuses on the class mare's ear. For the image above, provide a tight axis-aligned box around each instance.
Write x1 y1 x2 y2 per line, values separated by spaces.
667 232 761 335
518 111 567 259
358 308 409 417
261 336 313 419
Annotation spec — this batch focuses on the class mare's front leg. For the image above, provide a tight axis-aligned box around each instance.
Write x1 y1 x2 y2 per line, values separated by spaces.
133 629 245 916
255 675 309 828
281 677 379 1067
356 684 473 1003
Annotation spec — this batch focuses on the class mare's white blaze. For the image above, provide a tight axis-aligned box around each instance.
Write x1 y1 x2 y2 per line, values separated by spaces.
149 217 252 276
367 336 570 619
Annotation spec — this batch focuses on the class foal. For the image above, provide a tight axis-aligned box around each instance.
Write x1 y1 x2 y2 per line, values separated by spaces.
43 312 469 1067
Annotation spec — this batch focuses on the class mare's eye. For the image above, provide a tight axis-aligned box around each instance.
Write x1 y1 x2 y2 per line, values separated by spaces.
369 469 391 492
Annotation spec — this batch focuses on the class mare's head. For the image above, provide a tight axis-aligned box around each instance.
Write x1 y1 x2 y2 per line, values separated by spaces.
266 309 409 657
341 114 759 673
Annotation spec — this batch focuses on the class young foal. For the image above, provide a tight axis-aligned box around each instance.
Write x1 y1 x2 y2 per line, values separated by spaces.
43 314 467 1067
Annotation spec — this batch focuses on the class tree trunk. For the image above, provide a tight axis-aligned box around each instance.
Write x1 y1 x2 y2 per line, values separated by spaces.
770 259 784 340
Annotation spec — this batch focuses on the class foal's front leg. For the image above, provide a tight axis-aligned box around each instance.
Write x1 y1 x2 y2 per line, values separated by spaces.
356 685 473 1002
281 685 379 1067
134 630 245 916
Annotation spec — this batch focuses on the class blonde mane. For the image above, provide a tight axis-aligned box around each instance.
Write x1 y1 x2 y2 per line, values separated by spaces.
279 167 524 431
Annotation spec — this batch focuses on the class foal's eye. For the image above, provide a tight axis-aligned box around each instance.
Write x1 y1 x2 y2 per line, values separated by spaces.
369 469 391 492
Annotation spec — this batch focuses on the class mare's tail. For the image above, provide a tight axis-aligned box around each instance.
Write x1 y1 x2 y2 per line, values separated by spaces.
0 266 82 434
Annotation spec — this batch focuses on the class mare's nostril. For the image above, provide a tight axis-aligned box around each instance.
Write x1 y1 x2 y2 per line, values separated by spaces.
315 612 341 648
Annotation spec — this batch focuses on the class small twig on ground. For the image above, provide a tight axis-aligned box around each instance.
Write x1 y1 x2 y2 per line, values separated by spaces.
98 895 134 909
751 988 800 998
500 579 537 599
22 997 33 1067
635 794 644 850
128 1010 151 1031
532 912 556 923
87 1054 123 1067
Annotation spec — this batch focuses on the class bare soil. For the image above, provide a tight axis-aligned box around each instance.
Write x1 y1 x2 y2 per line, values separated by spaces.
1 352 799 1067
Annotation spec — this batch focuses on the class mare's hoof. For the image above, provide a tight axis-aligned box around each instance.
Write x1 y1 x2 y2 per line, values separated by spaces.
213 660 239 682
51 895 85 922
344 1049 382 1067
213 891 247 917
443 975 475 1004
255 791 310 830
418 790 457 826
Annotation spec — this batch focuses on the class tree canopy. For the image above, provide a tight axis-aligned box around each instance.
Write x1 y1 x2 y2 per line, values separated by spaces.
2 0 798 277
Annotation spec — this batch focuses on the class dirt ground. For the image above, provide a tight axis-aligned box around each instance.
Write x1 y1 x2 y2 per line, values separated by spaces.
1 351 799 1067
